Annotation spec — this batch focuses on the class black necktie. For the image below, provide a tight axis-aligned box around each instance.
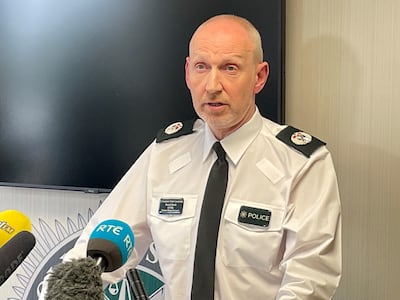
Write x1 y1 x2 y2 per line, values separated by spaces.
191 142 228 299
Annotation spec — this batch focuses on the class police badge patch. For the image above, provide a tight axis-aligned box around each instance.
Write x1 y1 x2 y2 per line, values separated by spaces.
164 122 183 135
291 131 312 146
156 119 197 143
276 125 326 158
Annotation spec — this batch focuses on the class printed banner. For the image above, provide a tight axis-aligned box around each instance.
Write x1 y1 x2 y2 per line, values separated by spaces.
0 187 165 299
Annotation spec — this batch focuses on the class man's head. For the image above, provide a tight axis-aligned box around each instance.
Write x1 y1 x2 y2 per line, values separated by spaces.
185 14 269 140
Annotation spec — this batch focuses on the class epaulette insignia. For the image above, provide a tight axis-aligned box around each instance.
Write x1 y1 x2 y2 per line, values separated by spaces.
156 119 196 143
276 125 326 158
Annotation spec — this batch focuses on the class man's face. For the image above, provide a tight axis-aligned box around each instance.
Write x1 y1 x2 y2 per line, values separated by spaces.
185 19 268 140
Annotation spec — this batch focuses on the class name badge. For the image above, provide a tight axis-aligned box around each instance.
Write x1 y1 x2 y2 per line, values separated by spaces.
238 206 271 227
159 198 184 215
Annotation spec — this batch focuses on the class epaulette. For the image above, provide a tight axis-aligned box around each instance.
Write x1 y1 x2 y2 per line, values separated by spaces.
276 125 326 158
156 119 196 143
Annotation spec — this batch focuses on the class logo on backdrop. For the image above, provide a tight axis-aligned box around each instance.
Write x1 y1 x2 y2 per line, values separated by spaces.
6 205 164 300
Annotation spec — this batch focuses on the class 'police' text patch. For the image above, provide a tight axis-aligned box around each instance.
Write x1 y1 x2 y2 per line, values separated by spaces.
238 206 271 227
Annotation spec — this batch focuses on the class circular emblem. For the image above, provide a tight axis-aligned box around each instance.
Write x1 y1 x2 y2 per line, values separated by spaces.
291 131 312 146
164 122 183 135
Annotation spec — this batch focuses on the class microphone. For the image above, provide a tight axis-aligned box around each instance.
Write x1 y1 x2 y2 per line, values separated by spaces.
45 219 135 300
87 219 135 272
0 210 36 286
0 209 33 246
0 231 36 286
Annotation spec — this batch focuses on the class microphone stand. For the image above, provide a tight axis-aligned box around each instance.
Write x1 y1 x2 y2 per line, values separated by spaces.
126 268 149 300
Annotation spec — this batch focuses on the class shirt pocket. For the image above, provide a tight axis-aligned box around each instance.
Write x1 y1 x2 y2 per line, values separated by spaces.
221 199 285 271
148 194 197 261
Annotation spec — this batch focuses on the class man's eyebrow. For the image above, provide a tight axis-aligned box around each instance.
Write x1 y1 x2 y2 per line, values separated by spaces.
190 53 246 62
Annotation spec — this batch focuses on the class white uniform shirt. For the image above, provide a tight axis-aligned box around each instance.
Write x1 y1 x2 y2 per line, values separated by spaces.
55 109 342 299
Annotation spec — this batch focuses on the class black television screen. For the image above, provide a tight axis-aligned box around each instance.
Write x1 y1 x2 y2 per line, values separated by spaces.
0 0 285 192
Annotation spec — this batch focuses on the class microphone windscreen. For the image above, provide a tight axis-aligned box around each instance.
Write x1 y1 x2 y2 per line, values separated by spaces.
0 210 32 247
87 219 135 272
0 230 36 286
45 257 103 300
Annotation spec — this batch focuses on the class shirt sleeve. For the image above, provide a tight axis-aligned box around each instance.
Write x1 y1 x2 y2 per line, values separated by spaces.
277 148 342 299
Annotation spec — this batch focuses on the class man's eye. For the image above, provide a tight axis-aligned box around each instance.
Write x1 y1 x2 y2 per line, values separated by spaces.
195 63 207 70
225 65 238 72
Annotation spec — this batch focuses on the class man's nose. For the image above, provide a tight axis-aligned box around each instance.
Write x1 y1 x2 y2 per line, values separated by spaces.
205 69 222 94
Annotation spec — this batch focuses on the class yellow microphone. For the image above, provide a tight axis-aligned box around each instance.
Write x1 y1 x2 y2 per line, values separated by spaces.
0 209 36 286
0 210 33 247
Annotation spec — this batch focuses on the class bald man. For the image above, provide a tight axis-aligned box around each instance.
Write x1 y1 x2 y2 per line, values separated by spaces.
41 15 341 300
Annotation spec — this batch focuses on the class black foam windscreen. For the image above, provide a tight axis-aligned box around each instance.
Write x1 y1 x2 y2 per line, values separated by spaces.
87 238 123 272
0 230 36 286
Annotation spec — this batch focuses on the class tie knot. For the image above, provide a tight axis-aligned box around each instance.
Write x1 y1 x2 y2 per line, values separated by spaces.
213 142 226 160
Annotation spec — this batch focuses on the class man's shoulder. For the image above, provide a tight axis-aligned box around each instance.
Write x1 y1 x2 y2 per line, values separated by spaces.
274 125 326 158
156 119 201 143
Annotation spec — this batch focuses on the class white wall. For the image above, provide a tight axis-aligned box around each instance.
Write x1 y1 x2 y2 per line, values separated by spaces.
285 0 400 299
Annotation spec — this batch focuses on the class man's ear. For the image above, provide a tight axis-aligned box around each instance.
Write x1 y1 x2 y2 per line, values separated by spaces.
254 62 269 94
185 57 191 89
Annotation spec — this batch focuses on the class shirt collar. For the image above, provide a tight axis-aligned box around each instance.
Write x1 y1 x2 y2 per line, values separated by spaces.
202 107 263 165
